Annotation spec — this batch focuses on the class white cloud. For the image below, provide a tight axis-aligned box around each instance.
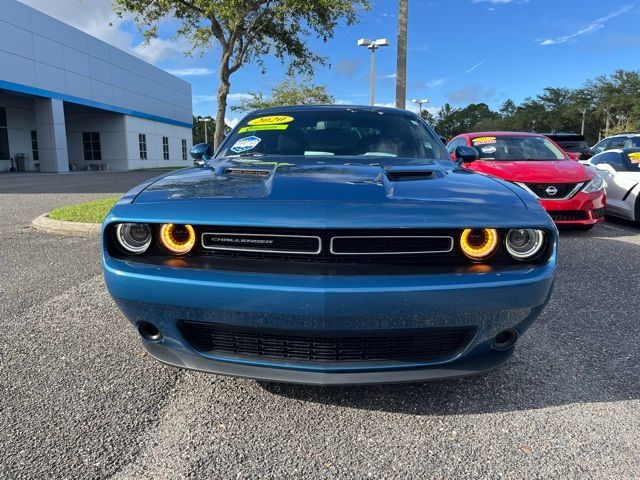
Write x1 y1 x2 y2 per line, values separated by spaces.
193 93 252 104
19 0 187 64
225 117 240 128
471 0 514 3
539 3 635 46
166 67 214 76
425 77 447 88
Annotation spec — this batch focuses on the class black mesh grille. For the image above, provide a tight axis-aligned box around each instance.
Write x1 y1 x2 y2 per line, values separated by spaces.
549 210 588 221
331 236 452 254
526 183 580 199
179 321 476 364
592 207 606 219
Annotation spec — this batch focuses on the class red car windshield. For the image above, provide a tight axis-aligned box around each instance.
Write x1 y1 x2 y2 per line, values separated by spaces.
471 135 566 161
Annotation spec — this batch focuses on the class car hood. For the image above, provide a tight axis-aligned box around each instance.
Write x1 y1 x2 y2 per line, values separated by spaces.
468 159 593 183
133 156 527 207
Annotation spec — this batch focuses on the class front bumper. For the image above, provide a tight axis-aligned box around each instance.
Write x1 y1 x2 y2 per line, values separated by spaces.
541 190 606 226
104 250 556 384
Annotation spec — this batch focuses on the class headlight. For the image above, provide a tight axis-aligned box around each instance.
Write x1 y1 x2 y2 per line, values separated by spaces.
115 223 152 254
460 228 498 261
505 229 545 260
582 175 605 194
159 224 196 255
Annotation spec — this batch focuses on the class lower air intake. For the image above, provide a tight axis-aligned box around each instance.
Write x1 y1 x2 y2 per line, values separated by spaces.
178 322 476 364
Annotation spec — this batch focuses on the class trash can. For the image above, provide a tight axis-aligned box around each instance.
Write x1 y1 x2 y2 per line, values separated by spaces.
15 154 27 172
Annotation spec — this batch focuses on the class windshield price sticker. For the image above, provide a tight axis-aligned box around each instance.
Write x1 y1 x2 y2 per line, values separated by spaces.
247 115 295 126
473 136 497 145
238 124 289 133
482 146 497 154
230 136 262 153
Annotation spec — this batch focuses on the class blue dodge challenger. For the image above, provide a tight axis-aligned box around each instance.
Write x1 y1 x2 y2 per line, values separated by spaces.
103 105 556 385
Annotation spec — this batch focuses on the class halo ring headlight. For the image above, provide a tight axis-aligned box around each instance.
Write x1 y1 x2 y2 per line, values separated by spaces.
159 223 196 255
505 229 545 260
115 223 152 254
460 228 499 261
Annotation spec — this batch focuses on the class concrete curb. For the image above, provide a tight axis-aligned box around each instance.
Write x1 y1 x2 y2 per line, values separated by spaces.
32 213 101 236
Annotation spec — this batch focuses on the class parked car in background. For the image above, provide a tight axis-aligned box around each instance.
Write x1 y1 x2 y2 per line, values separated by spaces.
544 133 594 160
585 148 640 224
447 132 606 229
103 106 558 385
591 133 640 154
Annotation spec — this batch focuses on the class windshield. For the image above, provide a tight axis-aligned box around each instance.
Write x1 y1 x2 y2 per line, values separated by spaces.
217 109 449 161
555 140 590 152
471 135 566 161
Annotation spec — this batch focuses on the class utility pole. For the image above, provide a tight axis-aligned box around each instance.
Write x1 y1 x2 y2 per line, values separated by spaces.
580 109 587 135
198 117 212 144
358 38 389 105
396 0 408 109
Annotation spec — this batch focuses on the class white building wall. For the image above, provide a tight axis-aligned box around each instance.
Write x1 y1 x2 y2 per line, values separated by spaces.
0 0 192 126
125 116 193 170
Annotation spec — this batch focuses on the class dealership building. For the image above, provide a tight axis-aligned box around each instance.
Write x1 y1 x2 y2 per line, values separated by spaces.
0 0 193 173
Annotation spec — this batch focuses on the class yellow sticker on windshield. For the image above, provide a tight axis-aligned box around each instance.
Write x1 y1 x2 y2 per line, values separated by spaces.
248 115 294 126
238 124 289 133
628 152 640 163
472 136 496 145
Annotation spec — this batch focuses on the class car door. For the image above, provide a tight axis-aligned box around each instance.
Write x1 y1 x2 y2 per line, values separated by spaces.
593 152 635 218
618 152 640 220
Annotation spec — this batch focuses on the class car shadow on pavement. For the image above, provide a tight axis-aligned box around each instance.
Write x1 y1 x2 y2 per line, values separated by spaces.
259 224 640 415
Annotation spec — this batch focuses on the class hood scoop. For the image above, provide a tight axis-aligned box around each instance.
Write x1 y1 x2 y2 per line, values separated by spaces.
384 166 441 182
224 167 272 178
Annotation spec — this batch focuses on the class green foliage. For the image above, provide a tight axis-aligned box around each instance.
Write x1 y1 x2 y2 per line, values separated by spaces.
49 196 120 224
113 0 369 147
192 116 215 144
433 69 640 144
231 77 334 112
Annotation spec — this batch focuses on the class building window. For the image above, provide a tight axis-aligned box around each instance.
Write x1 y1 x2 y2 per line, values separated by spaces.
31 130 39 161
82 132 101 161
181 139 187 161
0 107 8 160
139 134 147 160
162 137 169 160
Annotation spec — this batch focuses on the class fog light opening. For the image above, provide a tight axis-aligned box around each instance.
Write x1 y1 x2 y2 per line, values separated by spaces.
138 322 162 342
492 329 518 350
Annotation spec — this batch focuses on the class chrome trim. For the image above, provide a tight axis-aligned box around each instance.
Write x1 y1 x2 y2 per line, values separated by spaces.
201 232 322 255
515 182 585 200
329 236 454 255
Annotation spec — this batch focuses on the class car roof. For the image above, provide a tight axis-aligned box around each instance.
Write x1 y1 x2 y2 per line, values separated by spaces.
466 131 543 138
248 104 415 117
599 133 640 140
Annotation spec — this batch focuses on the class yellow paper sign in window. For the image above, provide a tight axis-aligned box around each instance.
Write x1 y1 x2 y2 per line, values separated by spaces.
238 124 289 133
472 136 497 145
247 115 294 126
628 152 640 163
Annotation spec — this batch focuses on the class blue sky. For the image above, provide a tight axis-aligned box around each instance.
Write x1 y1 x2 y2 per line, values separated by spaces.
22 0 640 124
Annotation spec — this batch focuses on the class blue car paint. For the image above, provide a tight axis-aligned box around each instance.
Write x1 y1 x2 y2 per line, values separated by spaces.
102 106 557 384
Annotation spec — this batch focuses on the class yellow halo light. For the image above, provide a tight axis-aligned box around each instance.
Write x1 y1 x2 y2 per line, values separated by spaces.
159 224 195 255
460 228 498 261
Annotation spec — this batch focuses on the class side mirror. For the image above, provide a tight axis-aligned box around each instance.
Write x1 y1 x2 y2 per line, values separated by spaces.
455 146 479 165
595 163 616 175
190 143 213 166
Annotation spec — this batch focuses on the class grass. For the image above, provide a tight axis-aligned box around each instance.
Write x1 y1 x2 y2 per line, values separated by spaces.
48 196 120 223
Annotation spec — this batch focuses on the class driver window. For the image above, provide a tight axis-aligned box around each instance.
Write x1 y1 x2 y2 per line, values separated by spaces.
600 152 624 170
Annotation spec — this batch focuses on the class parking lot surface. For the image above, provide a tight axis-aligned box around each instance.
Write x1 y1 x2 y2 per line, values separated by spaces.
0 172 639 479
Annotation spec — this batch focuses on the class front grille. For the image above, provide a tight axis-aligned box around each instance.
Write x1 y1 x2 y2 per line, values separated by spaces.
526 183 581 199
202 232 321 254
549 210 587 221
592 207 606 219
178 321 476 364
330 236 453 255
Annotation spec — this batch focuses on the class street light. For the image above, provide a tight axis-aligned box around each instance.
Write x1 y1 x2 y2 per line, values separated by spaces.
197 116 212 144
357 38 389 106
412 98 429 116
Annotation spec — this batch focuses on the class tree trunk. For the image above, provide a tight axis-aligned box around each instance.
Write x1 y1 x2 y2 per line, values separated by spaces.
214 73 230 149
395 0 408 109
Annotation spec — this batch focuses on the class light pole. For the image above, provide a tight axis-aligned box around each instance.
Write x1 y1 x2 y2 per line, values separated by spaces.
197 116 212 144
412 98 429 117
358 38 389 106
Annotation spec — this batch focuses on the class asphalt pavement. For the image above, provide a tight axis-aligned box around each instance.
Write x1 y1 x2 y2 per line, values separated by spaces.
0 171 638 479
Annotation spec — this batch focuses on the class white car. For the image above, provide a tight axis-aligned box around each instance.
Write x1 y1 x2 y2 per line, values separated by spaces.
586 149 640 223
591 133 640 155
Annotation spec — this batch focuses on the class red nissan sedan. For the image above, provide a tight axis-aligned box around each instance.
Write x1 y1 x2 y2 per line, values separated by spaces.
447 132 606 229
